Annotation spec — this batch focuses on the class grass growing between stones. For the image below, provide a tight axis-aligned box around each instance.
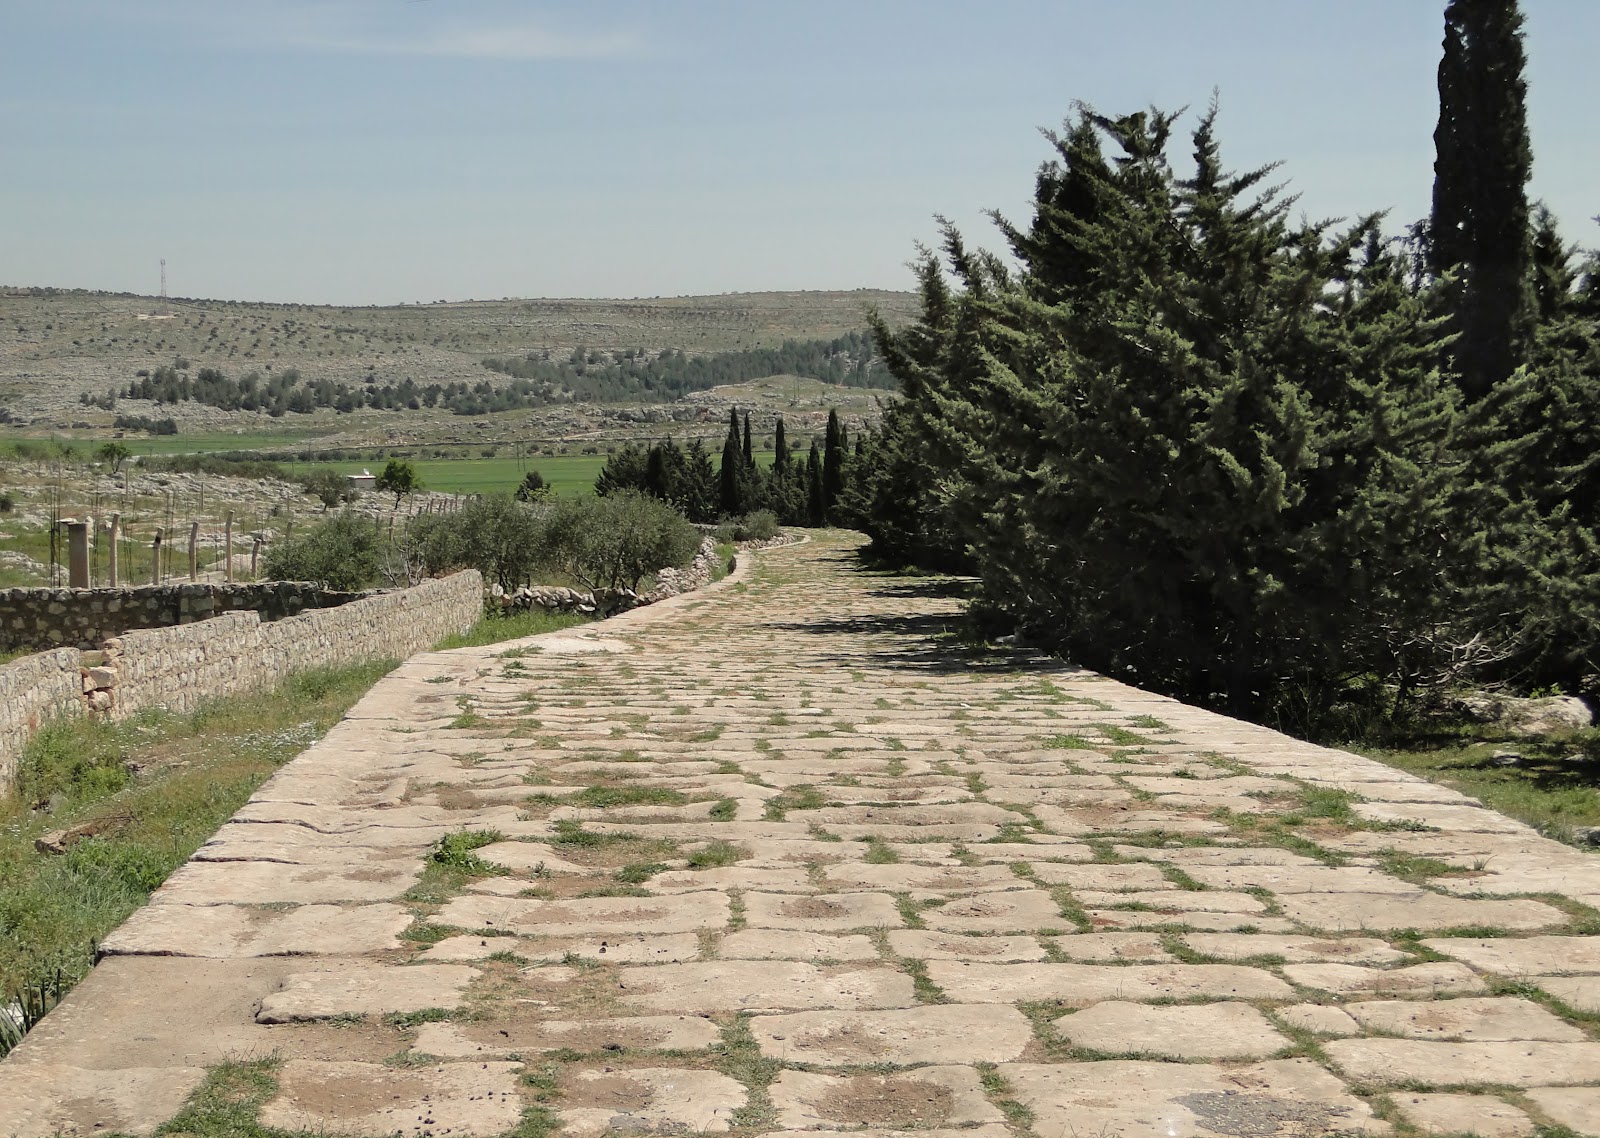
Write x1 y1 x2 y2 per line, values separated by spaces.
435 608 591 650
1349 737 1600 842
0 658 396 1058
153 1058 284 1138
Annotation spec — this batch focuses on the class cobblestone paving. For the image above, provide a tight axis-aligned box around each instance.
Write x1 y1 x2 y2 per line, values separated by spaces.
5 534 1600 1137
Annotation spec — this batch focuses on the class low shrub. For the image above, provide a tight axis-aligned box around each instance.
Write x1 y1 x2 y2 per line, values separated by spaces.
542 491 699 593
262 512 386 590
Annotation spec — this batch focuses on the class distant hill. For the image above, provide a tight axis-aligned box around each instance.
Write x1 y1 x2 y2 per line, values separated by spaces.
0 288 919 430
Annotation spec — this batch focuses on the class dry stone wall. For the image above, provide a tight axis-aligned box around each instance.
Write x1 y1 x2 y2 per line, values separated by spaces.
0 648 85 794
0 572 482 788
0 582 371 654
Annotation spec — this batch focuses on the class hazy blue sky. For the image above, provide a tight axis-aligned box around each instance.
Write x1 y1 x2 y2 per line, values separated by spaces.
3 1 1595 305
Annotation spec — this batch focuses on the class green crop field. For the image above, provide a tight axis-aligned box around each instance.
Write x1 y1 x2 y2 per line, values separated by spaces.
284 454 608 497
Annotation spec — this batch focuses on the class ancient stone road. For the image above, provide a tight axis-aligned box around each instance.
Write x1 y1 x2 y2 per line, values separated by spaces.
5 535 1600 1137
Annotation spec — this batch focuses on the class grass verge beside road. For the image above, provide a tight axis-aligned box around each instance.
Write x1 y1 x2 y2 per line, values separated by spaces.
0 658 397 1056
1349 731 1600 843
436 608 590 650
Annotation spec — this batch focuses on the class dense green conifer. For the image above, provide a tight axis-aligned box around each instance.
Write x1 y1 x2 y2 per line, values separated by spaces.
805 442 825 527
1430 0 1534 398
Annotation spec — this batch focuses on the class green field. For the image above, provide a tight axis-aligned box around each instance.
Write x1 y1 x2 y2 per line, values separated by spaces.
285 454 608 497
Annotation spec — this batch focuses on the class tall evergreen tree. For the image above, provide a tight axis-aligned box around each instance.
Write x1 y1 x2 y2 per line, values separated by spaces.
741 411 754 468
719 411 745 517
805 442 825 527
871 105 1467 728
822 409 845 521
773 416 791 472
1430 0 1534 399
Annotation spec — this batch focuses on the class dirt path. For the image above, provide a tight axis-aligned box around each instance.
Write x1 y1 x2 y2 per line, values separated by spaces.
4 533 1600 1137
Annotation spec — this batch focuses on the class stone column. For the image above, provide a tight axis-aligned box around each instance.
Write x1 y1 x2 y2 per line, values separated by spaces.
188 521 200 581
151 528 164 585
225 511 235 583
66 520 90 589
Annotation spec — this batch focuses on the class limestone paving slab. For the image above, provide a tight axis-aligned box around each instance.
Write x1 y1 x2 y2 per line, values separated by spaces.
1182 933 1407 964
1276 891 1567 932
1281 962 1487 996
413 1015 724 1057
1421 935 1600 975
819 863 1025 893
557 1067 747 1137
417 932 702 964
259 1059 524 1136
1341 997 1585 1041
1536 975 1600 1012
923 960 1294 1003
436 890 729 935
1524 1087 1600 1136
1323 1038 1600 1087
1390 1093 1536 1137
1275 1003 1360 1036
254 964 478 1023
150 858 421 904
1028 862 1174 890
0 1064 207 1138
719 930 880 961
750 1004 1033 1065
100 902 412 958
1045 932 1171 962
742 890 904 930
769 1066 1005 1130
619 961 917 1013
920 890 1068 933
885 930 1047 962
1053 1001 1291 1059
999 1059 1388 1137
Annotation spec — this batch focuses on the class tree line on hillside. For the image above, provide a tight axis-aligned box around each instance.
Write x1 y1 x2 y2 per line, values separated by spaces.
118 334 888 420
483 333 891 398
592 408 855 528
835 0 1600 735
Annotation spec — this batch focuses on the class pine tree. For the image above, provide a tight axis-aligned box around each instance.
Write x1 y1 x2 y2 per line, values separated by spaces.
1430 0 1534 399
681 438 718 523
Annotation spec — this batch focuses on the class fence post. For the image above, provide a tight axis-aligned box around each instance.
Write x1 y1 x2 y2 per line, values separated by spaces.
107 514 120 587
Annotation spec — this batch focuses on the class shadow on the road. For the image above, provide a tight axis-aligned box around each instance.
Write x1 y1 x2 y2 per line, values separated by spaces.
767 608 1081 677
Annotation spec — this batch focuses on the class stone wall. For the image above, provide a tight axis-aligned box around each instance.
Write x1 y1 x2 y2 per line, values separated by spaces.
106 572 483 719
0 648 85 795
0 572 482 788
0 582 371 654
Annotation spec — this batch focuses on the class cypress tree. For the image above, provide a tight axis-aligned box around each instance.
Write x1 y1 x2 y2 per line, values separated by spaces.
719 411 744 517
805 442 825 527
822 409 845 520
1430 0 1534 398
773 416 791 472
742 411 754 468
